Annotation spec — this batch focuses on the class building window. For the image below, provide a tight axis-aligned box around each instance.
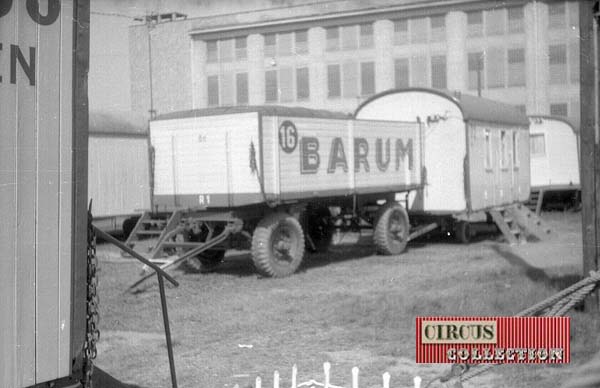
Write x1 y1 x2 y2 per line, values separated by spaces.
220 39 234 62
296 67 309 100
550 103 568 116
295 30 308 54
394 58 409 88
430 15 446 42
265 70 278 102
277 32 293 56
206 40 218 63
549 44 567 84
326 27 339 51
411 55 428 87
508 48 526 86
512 131 519 167
530 134 546 156
264 34 276 57
341 25 358 50
467 10 483 37
486 9 505 35
327 64 341 98
500 130 509 169
468 52 484 90
279 67 294 102
484 129 492 169
394 19 408 45
207 75 219 106
431 55 447 89
568 1 579 29
361 61 375 96
548 2 566 29
343 61 358 98
569 42 579 83
411 18 428 43
507 6 524 33
359 23 374 48
234 37 247 60
236 73 248 105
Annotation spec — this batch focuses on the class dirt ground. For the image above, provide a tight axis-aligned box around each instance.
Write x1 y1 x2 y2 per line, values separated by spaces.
95 210 599 388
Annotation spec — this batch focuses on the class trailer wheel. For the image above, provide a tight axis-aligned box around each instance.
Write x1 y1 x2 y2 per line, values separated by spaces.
373 203 409 255
122 216 139 239
251 212 305 277
454 221 472 244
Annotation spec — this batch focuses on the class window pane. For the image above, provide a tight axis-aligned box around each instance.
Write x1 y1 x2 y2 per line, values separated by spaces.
206 40 218 63
512 131 519 166
327 64 341 97
394 58 409 88
411 18 427 43
411 55 428 87
394 20 409 45
507 6 524 33
548 2 566 29
485 130 492 168
361 61 375 96
430 15 445 42
296 67 309 100
550 103 568 116
277 32 293 56
341 25 358 50
500 130 509 168
467 11 483 37
569 42 579 83
295 30 308 54
549 44 567 84
530 134 546 156
264 33 276 57
486 9 505 35
207 75 219 106
486 47 505 88
220 39 234 62
343 61 358 98
236 73 248 105
508 48 526 86
431 55 446 89
235 37 247 60
326 27 339 51
468 52 484 90
359 23 374 48
265 70 278 102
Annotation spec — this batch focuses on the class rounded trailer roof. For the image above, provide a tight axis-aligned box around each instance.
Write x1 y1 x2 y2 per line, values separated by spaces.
528 114 579 134
355 88 530 127
155 105 352 121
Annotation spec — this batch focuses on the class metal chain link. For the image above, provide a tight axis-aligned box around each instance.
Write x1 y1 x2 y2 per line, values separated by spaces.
82 208 100 388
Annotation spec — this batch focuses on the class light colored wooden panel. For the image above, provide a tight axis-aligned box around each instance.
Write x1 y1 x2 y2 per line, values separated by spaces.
0 5 19 386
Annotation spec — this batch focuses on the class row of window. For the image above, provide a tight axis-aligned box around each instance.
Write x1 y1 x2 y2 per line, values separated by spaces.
393 55 447 89
467 48 525 89
548 1 579 30
325 23 374 51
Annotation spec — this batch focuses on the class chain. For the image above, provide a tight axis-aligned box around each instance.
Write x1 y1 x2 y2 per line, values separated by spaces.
82 208 100 388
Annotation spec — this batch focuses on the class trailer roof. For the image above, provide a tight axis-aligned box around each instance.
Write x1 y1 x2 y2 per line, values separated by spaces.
155 105 352 121
355 88 530 127
528 114 579 133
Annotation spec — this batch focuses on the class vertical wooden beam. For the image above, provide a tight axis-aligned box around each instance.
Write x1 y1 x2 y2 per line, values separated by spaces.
579 0 600 312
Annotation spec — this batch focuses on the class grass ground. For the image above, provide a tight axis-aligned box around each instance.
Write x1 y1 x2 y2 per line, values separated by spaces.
95 211 599 388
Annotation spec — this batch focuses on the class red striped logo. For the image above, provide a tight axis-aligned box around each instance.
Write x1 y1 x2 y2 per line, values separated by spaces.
416 317 570 363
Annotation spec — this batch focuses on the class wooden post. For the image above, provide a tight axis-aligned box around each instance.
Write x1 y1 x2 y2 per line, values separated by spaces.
579 0 600 312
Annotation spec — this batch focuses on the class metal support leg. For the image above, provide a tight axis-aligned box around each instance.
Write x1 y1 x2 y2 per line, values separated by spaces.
158 274 178 388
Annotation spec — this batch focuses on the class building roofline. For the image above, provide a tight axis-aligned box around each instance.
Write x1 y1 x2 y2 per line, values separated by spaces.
187 0 528 39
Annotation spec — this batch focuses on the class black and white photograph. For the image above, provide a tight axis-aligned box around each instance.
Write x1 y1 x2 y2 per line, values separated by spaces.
1 1 599 387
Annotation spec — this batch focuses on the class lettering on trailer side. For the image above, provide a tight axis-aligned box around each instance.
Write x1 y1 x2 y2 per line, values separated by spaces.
300 136 320 174
327 137 348 173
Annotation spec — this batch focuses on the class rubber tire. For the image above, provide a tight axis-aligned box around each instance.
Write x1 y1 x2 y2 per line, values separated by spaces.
302 207 332 252
373 203 409 255
122 216 139 239
251 212 305 277
454 221 472 244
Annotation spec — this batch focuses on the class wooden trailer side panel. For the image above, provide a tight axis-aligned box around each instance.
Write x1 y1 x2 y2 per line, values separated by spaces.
88 135 151 217
0 1 76 386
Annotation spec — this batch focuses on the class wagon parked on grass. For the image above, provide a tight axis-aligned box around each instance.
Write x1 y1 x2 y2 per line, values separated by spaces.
125 106 424 279
354 88 547 244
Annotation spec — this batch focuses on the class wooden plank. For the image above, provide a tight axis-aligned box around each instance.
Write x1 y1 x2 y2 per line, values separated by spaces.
0 4 19 386
488 210 518 245
15 0 38 384
579 1 599 311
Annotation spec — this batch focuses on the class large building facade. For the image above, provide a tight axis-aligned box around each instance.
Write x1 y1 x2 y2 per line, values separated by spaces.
129 0 581 127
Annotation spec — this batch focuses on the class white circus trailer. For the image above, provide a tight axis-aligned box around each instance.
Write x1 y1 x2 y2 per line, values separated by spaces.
355 88 532 242
125 106 423 278
527 115 580 213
